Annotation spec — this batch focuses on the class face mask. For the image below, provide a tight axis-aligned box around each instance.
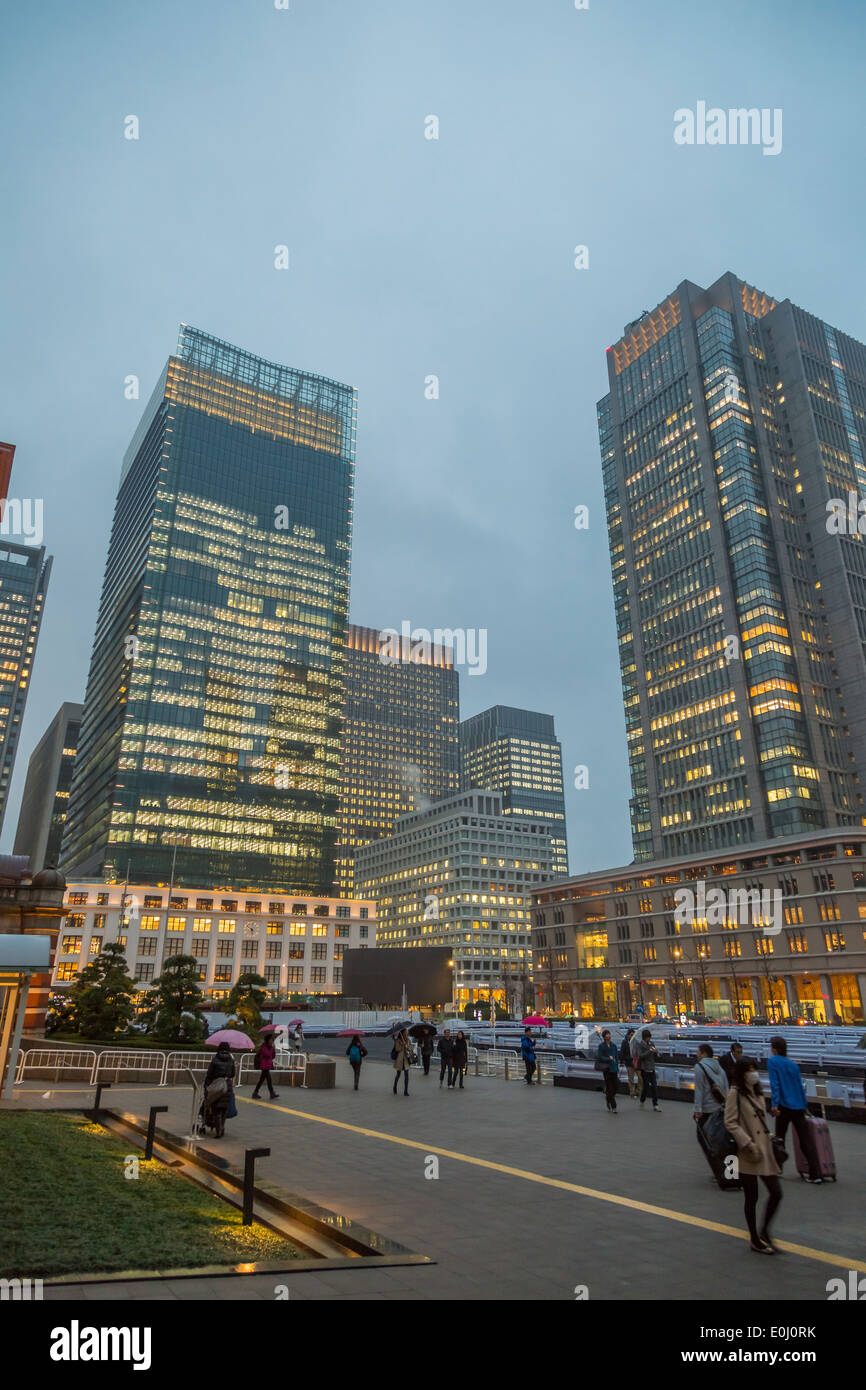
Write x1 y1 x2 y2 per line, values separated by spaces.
746 1071 760 1088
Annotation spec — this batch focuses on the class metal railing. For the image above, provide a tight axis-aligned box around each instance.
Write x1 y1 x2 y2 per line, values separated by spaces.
93 1049 167 1084
15 1047 98 1083
237 1051 306 1087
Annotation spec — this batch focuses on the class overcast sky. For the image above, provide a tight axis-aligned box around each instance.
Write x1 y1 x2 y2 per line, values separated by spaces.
2 0 864 872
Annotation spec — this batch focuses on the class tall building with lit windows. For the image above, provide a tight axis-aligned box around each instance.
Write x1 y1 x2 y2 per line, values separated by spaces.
60 326 356 892
459 705 568 876
336 624 460 898
14 701 83 870
599 271 866 862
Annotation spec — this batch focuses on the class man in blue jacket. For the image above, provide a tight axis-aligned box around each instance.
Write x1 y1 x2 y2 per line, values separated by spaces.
521 1029 537 1085
768 1036 822 1183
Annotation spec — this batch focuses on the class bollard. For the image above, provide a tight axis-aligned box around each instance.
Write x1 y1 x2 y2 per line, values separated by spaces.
90 1081 111 1120
474 1055 480 1077
504 1056 509 1082
242 1147 271 1226
144 1105 169 1161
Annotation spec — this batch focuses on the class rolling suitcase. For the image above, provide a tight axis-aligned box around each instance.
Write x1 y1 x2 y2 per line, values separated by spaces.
696 1113 742 1191
792 1113 837 1181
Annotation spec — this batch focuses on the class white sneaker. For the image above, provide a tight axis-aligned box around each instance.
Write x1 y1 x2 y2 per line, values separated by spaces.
653 1105 662 1112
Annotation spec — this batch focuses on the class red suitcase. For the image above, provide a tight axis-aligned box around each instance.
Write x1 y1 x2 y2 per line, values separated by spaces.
792 1113 837 1182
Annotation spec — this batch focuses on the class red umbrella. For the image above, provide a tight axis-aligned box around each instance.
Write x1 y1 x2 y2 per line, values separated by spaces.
259 1023 279 1034
337 1028 366 1035
523 1015 548 1026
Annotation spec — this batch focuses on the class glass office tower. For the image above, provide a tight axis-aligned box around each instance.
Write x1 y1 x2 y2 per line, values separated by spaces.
0 542 51 837
61 326 356 891
459 705 568 876
336 624 459 898
599 272 866 861
14 701 83 869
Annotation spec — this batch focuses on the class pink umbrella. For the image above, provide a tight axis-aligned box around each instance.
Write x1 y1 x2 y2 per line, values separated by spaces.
206 1028 254 1049
523 1015 548 1026
288 1019 304 1027
337 1028 366 1035
258 1023 279 1034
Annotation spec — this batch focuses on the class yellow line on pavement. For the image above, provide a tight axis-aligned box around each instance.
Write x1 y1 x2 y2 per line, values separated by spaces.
237 1096 865 1274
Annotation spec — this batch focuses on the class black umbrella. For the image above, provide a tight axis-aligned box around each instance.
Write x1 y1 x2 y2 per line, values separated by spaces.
408 1023 438 1039
386 1020 412 1037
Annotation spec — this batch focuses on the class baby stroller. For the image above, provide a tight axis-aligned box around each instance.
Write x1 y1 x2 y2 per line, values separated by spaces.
200 1076 232 1138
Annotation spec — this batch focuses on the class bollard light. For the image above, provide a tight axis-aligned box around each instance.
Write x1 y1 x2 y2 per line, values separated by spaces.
90 1081 111 1120
242 1147 271 1226
144 1105 169 1161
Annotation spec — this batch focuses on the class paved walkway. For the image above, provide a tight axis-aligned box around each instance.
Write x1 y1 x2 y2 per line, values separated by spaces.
9 1063 866 1301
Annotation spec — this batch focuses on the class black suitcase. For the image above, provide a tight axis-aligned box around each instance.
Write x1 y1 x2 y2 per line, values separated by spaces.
696 1114 742 1191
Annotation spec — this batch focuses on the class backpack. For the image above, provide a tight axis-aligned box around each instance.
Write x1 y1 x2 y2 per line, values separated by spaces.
349 1044 361 1063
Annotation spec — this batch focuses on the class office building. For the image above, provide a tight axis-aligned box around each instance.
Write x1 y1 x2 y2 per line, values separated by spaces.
60 326 356 892
0 536 51 837
356 789 554 1011
599 272 866 862
14 702 83 870
54 881 374 1001
532 827 866 1024
336 623 459 897
460 705 568 876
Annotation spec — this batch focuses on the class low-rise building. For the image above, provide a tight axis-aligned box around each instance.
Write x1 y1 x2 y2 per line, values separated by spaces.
532 828 866 1024
55 882 375 1002
356 789 556 1011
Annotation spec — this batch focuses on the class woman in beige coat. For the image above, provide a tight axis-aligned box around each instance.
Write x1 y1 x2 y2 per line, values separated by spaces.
724 1057 783 1254
392 1029 413 1096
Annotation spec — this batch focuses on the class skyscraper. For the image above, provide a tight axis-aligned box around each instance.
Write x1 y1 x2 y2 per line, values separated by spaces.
460 705 568 876
14 702 83 869
61 326 356 891
336 623 459 897
599 271 866 862
0 437 51 837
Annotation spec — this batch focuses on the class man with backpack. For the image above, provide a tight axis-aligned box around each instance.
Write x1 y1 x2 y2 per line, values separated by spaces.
437 1028 454 1087
693 1043 728 1125
521 1028 537 1085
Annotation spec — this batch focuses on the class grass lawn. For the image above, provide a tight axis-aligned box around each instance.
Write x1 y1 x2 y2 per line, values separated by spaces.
0 1111 303 1277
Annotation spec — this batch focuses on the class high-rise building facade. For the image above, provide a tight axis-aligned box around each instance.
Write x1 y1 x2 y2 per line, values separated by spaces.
14 702 83 870
0 541 51 838
61 326 356 891
599 272 866 863
460 705 568 876
336 624 460 897
355 789 553 1009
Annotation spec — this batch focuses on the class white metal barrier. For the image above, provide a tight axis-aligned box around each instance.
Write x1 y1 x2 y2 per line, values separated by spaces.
237 1051 307 1087
14 1047 98 1083
162 1051 213 1085
92 1049 167 1084
536 1052 566 1084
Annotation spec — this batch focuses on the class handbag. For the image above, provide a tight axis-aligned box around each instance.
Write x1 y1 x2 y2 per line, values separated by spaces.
702 1108 738 1159
205 1076 228 1102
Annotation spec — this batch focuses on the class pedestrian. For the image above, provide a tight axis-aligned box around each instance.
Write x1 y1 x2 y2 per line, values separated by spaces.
419 1031 434 1076
767 1036 822 1184
634 1029 662 1111
251 1034 280 1100
451 1030 468 1088
724 1057 782 1254
521 1028 537 1085
392 1028 412 1096
437 1028 454 1088
718 1041 743 1084
294 1023 305 1054
596 1028 621 1113
346 1033 367 1090
203 1041 236 1138
619 1027 639 1099
693 1043 727 1127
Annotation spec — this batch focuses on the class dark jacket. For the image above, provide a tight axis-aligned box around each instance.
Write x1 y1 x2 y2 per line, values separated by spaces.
346 1040 367 1062
634 1039 657 1073
452 1036 468 1066
520 1035 536 1063
619 1035 635 1066
597 1040 620 1074
719 1051 739 1083
205 1051 235 1085
420 1035 434 1055
437 1035 454 1060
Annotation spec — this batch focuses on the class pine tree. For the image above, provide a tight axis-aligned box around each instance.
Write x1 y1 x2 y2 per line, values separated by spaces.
70 942 138 1039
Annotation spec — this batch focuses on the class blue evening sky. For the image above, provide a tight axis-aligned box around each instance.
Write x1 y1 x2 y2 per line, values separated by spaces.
1 0 864 871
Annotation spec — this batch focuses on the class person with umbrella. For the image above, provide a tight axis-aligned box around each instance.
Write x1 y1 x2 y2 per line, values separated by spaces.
344 1032 367 1089
251 1024 280 1101
409 1023 437 1076
203 1040 237 1137
451 1029 468 1089
392 1027 413 1095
